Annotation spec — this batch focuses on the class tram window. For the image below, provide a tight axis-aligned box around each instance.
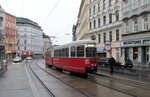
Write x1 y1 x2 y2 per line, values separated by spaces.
62 49 64 57
66 48 69 57
71 46 76 57
54 50 59 57
77 45 84 57
59 50 61 57
86 47 96 57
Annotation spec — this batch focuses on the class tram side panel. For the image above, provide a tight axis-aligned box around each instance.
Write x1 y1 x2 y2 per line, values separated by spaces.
52 57 98 73
45 57 53 66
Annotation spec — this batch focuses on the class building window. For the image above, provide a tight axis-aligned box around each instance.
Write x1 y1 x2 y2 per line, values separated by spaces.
90 22 92 30
103 16 106 25
109 0 112 7
89 8 92 16
98 18 100 27
24 47 26 50
116 30 119 41
123 1 129 13
94 20 96 28
116 11 119 21
18 47 20 50
98 34 101 43
133 18 138 32
103 0 105 9
109 14 112 23
93 6 95 15
103 33 106 43
115 0 119 3
98 3 100 12
24 40 26 44
143 14 149 30
109 31 112 42
126 21 130 33
142 0 149 6
132 0 138 9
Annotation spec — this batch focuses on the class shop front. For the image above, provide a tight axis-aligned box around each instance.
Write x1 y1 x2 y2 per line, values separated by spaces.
121 37 150 64
21 51 34 59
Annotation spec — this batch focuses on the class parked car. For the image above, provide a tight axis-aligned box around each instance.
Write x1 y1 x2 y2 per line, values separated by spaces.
26 57 32 60
98 58 110 66
13 56 22 63
123 59 133 68
98 58 133 68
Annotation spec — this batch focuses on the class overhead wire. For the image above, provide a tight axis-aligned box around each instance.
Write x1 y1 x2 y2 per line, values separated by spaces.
42 0 61 26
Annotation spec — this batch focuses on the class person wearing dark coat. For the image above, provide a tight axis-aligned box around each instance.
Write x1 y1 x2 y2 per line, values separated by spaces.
108 56 116 73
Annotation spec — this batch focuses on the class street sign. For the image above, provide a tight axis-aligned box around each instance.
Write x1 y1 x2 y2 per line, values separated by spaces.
104 45 111 51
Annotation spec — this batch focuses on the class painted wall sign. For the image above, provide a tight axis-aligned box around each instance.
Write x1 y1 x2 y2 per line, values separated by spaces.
122 37 150 46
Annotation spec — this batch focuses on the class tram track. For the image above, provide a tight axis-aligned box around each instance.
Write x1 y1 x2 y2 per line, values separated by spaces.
30 61 91 97
38 60 150 97
94 73 150 90
39 60 134 97
87 73 150 97
27 61 55 97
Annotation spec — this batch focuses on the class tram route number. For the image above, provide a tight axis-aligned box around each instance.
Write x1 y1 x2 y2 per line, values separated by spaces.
85 59 90 64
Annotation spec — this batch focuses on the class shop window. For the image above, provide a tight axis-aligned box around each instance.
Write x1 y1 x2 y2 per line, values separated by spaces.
133 47 138 60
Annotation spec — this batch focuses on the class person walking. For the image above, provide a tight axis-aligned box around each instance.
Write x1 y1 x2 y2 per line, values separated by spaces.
109 56 116 73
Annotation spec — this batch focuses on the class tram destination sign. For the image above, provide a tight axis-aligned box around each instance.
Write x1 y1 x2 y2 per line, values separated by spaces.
122 38 150 46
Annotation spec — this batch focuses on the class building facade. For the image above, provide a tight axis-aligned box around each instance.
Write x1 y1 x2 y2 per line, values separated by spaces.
88 0 123 60
16 17 44 59
4 13 17 59
0 5 5 61
122 0 150 64
43 33 52 57
75 0 89 40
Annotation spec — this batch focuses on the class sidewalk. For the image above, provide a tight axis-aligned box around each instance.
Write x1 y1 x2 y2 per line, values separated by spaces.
97 67 150 83
0 62 34 97
132 63 150 70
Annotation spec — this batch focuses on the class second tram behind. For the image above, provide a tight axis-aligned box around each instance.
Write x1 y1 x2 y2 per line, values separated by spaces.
45 40 98 74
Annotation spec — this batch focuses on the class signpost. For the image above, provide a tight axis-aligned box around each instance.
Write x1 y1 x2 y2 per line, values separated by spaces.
104 40 112 57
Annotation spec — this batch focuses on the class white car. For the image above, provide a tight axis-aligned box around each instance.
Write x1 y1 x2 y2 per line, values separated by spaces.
13 57 22 62
26 57 32 60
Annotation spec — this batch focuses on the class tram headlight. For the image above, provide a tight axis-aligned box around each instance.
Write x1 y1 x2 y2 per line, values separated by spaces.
91 64 95 67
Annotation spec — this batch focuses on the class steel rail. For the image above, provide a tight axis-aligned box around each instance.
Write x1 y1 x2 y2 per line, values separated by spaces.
87 73 150 97
27 62 55 97
35 62 90 97
92 73 150 90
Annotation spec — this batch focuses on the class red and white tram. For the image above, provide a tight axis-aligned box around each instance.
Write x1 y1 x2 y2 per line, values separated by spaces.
45 40 98 74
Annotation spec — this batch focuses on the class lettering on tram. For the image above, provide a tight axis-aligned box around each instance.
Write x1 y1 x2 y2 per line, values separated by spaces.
45 40 98 74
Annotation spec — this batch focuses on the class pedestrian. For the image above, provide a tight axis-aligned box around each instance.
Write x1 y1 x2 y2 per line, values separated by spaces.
108 56 116 73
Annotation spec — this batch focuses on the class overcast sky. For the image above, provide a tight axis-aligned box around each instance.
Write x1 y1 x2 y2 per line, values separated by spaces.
0 0 81 45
